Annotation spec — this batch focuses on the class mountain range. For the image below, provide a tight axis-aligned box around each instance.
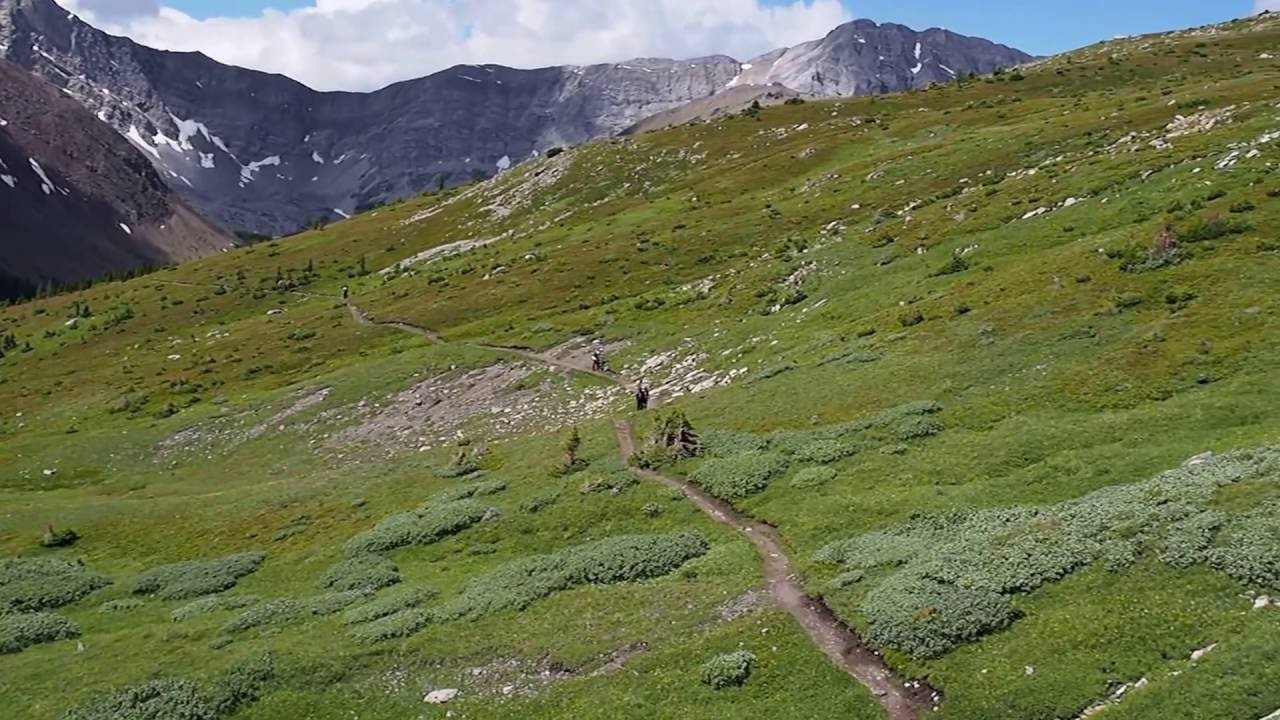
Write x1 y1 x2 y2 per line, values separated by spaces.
0 57 232 297
0 0 1030 243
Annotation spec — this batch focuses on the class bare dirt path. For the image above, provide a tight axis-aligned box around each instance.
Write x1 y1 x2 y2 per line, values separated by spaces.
614 420 938 720
346 301 936 718
478 343 625 385
348 304 444 343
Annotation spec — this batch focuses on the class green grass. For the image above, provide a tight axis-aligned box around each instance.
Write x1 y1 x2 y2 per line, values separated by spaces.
2 12 1280 720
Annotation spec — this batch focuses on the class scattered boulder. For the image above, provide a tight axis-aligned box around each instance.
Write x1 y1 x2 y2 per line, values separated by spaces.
424 688 459 704
1190 643 1217 662
1184 451 1214 467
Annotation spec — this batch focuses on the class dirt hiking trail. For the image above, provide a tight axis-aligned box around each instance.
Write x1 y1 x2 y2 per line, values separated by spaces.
347 301 937 718
614 419 937 720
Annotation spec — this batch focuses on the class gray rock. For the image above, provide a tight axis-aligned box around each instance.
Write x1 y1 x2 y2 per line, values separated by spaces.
424 688 459 704
1184 451 1215 467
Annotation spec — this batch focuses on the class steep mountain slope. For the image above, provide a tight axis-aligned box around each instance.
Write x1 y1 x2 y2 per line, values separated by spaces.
623 84 802 135
0 0 1030 236
3 12 1277 720
734 19 1031 95
0 58 232 296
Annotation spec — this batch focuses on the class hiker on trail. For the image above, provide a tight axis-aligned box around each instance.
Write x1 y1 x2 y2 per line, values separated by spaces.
340 285 350 302
635 380 650 411
591 349 606 373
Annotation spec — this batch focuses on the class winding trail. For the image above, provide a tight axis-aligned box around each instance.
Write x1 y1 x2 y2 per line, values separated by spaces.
346 302 936 718
348 304 444 343
614 419 937 720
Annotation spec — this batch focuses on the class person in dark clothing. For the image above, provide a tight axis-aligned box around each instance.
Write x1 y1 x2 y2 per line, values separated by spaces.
340 285 350 302
635 381 650 411
591 349 605 372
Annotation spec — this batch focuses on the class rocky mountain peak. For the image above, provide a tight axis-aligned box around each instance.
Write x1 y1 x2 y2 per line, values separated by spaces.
1 0 1030 239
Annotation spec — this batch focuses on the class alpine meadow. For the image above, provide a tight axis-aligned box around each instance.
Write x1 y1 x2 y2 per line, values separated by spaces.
1 8 1279 720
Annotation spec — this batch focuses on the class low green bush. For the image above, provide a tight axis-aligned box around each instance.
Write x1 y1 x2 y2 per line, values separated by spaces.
816 446 1280 658
888 415 945 441
222 591 368 634
790 467 838 489
701 430 767 458
579 470 639 495
342 586 437 625
0 557 112 612
428 479 505 505
700 650 755 689
319 555 400 592
432 533 709 625
862 571 1019 658
343 500 492 556
1206 504 1280 590
689 452 789 499
60 652 273 720
98 598 144 614
932 255 971 276
131 552 265 600
171 595 259 623
519 493 559 514
433 460 480 479
207 651 274 717
349 608 432 643
1181 216 1250 242
60 678 214 720
699 401 943 472
898 309 926 327
303 590 371 617
0 612 81 654
222 599 301 635
817 346 882 366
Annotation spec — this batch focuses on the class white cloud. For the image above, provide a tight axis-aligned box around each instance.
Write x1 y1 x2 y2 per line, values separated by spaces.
63 0 852 92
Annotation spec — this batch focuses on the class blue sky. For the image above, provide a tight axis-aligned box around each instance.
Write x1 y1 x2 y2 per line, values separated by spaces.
156 0 1255 56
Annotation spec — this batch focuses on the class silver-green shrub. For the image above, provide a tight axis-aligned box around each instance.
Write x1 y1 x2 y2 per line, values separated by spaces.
431 532 708 624
816 447 1280 658
689 452 789 499
349 608 431 643
0 612 81 654
59 652 272 720
0 557 111 613
131 552 265 600
790 467 838 489
700 650 755 689
343 500 491 556
319 555 400 592
171 595 259 623
221 599 301 635
342 586 436 626
427 479 506 506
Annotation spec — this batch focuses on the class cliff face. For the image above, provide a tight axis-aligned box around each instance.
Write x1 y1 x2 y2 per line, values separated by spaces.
0 57 232 294
1 0 742 234
1 1 1030 237
733 19 1033 96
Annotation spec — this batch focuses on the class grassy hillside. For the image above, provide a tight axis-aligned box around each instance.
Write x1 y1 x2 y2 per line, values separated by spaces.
2 13 1279 720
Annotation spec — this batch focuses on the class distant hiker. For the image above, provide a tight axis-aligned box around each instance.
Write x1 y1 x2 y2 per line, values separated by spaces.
635 381 651 411
591 349 606 373
340 285 350 302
